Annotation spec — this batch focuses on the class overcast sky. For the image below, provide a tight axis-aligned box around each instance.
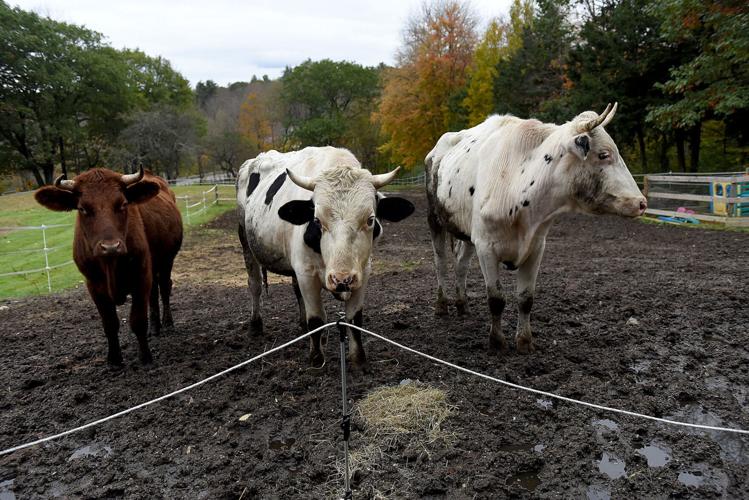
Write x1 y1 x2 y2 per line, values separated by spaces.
13 0 513 87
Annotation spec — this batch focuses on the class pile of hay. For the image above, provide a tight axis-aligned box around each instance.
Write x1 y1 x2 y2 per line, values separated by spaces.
356 381 453 448
331 381 454 497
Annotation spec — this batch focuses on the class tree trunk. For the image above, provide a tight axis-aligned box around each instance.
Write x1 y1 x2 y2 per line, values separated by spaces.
688 123 701 173
675 131 686 172
27 164 44 187
659 134 670 171
59 137 68 178
42 160 55 185
636 123 648 173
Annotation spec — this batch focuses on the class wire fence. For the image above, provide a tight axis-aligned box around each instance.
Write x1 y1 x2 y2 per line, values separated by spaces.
0 223 74 292
1 320 747 498
0 185 235 295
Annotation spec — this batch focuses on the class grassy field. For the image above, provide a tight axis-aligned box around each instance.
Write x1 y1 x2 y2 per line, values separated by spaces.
0 184 236 299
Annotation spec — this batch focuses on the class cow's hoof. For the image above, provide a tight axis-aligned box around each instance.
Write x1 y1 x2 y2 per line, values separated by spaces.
140 351 154 365
455 300 469 316
107 353 124 367
488 334 508 352
349 355 370 375
249 318 263 336
516 337 535 354
309 351 325 369
434 300 449 317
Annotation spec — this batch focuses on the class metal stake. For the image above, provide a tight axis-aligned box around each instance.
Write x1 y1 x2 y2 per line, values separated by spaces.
337 317 353 499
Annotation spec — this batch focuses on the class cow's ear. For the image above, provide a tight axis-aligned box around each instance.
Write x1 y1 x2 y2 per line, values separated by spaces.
573 135 590 160
279 199 314 225
35 186 77 211
377 196 415 222
125 180 161 204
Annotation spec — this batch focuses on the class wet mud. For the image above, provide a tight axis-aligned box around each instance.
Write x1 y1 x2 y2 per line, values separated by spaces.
1 190 748 498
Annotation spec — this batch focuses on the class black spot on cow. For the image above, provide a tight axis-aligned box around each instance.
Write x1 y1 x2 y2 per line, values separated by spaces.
353 309 363 327
508 207 513 216
544 154 552 163
469 186 475 196
264 172 287 205
522 200 530 207
521 169 525 174
449 186 453 198
466 148 471 153
471 139 477 143
488 296 506 316
246 172 260 197
519 292 534 315
530 180 535 186
503 261 517 271
454 231 471 242
303 220 322 254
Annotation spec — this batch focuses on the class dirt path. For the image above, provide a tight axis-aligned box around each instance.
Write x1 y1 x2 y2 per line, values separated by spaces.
1 190 747 498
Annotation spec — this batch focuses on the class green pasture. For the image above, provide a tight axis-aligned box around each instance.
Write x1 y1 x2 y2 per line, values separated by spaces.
0 184 236 299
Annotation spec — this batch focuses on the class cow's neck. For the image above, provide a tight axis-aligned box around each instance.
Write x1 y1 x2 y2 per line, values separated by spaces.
484 154 572 265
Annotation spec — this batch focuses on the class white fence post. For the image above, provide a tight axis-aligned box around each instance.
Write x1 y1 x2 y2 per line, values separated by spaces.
41 225 52 293
184 196 191 225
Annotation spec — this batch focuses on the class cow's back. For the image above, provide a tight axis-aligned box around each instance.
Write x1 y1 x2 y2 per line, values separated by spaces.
139 174 183 267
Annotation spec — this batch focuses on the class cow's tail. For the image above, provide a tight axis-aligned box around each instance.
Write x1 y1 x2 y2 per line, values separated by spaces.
262 267 268 295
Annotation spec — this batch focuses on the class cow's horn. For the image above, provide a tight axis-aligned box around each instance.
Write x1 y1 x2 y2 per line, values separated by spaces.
577 102 617 134
371 166 401 189
286 168 316 191
121 163 144 186
54 174 75 191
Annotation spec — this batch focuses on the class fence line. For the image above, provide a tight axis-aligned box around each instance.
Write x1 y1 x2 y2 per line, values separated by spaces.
0 223 75 291
2 320 747 459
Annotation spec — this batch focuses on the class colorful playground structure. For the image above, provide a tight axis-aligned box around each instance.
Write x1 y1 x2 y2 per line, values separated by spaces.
643 171 749 227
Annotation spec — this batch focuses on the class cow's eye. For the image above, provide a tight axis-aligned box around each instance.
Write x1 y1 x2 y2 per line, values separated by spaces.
78 206 89 215
313 217 321 228
598 152 610 160
367 215 375 227
119 202 128 212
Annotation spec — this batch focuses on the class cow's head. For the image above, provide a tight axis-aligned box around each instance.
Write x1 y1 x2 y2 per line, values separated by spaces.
557 103 646 217
35 166 161 257
278 165 414 294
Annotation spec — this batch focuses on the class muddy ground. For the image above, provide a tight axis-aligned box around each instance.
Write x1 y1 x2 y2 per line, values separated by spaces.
1 190 748 499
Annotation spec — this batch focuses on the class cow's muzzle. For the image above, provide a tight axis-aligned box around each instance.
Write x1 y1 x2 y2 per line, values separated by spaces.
96 239 127 257
327 271 359 293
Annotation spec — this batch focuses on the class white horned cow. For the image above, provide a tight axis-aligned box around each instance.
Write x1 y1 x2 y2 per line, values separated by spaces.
425 103 647 353
236 146 414 370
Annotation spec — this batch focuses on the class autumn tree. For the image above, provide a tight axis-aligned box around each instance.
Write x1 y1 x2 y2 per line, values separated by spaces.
463 19 507 125
378 1 478 168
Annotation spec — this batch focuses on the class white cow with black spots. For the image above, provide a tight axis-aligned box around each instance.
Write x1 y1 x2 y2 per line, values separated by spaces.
236 146 414 370
425 103 647 353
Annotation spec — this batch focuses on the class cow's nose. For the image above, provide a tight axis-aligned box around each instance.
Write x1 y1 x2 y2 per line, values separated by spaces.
99 240 123 256
638 197 647 215
329 272 358 291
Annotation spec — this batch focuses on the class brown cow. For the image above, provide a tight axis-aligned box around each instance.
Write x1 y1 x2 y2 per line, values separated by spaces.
35 166 183 365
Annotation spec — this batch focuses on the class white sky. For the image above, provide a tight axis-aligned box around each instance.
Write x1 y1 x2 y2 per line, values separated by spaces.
12 0 513 87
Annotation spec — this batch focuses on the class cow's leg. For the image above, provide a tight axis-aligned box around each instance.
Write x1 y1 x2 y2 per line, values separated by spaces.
476 247 507 352
298 275 326 368
238 224 263 335
291 276 306 331
345 281 369 373
90 287 123 366
516 239 545 354
454 240 475 316
148 274 161 337
159 260 175 330
130 289 153 365
427 213 452 316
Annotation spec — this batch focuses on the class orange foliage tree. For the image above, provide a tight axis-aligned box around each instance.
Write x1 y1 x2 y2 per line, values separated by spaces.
377 1 478 168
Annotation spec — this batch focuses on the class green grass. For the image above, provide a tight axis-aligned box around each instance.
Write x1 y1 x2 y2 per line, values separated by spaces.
0 184 236 299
